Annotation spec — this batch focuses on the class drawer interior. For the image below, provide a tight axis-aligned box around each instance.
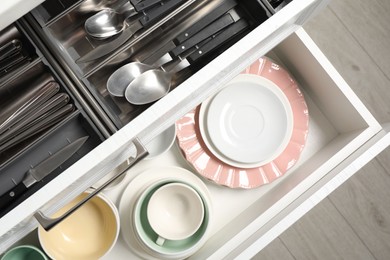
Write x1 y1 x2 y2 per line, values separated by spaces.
0 23 104 217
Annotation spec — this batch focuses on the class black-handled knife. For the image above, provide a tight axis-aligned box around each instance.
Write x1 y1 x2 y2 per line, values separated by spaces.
141 0 237 65
187 19 249 63
169 9 241 57
77 0 188 63
0 136 88 211
173 0 237 44
131 0 164 12
158 18 249 73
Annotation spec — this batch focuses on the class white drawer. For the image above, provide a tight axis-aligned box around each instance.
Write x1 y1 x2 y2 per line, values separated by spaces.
2 0 389 257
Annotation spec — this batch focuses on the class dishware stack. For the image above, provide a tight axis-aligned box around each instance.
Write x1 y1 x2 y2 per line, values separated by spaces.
176 56 309 189
120 166 213 259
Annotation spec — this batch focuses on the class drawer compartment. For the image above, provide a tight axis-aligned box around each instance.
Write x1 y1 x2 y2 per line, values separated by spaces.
0 23 104 218
0 29 382 258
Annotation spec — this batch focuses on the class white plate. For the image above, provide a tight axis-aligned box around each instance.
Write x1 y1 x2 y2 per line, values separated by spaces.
205 74 293 166
176 56 309 188
118 166 212 260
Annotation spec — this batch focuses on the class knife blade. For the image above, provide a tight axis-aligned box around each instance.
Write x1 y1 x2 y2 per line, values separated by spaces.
77 0 188 63
0 136 88 211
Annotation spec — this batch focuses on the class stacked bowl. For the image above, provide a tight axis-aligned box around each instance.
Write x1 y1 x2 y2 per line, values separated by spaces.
120 166 213 259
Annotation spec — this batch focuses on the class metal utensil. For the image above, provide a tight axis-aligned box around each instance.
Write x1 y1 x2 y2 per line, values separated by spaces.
77 0 127 13
77 0 188 63
125 19 249 105
140 0 238 65
84 0 163 39
0 136 88 211
0 104 75 153
107 8 241 97
0 81 60 135
0 39 22 60
0 93 70 145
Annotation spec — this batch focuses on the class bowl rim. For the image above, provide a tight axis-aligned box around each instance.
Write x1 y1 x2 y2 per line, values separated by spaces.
37 190 120 260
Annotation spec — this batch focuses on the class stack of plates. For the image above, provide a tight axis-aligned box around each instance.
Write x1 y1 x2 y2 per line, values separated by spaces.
176 56 309 189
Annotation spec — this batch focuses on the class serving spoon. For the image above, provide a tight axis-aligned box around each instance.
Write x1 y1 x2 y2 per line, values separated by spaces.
84 0 163 39
106 8 242 97
125 19 249 105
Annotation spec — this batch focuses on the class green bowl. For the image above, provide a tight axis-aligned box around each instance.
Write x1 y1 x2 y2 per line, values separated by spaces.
1 245 48 260
133 179 210 256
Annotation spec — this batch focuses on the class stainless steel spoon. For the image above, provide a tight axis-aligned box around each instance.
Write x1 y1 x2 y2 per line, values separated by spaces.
84 0 163 39
78 0 124 13
106 8 242 97
125 19 249 105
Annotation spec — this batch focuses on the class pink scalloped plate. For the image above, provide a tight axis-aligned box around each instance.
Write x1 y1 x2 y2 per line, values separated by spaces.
175 57 309 189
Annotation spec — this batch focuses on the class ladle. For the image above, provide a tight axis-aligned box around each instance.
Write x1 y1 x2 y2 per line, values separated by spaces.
84 0 163 39
125 19 249 105
106 8 242 97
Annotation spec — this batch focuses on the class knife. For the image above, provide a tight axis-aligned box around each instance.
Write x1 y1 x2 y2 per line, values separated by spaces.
0 136 88 211
169 9 241 57
77 0 188 63
141 0 237 65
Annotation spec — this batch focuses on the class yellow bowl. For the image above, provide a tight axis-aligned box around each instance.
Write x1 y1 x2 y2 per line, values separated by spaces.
38 191 119 260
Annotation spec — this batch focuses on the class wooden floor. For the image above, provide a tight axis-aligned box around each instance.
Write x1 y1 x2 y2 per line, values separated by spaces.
254 0 390 259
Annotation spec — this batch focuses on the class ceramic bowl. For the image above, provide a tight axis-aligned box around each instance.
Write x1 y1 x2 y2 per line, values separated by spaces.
147 183 205 245
38 191 119 260
132 179 211 259
1 245 48 260
145 124 176 160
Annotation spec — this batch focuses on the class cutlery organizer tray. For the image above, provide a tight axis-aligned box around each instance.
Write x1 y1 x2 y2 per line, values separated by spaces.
0 22 104 217
27 0 270 129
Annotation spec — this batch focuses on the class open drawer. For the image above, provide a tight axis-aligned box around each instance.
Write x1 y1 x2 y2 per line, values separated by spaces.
1 25 389 258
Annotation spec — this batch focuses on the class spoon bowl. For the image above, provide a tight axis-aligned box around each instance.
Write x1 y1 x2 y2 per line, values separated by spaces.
107 62 153 97
85 8 128 39
78 0 121 13
125 69 171 105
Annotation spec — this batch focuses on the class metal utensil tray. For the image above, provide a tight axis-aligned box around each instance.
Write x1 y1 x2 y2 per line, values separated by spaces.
28 0 269 129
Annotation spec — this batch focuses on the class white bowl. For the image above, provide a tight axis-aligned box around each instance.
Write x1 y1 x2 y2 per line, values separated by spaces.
145 125 176 160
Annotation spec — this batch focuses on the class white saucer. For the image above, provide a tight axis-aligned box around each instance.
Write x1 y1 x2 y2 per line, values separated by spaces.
205 74 293 166
118 166 212 260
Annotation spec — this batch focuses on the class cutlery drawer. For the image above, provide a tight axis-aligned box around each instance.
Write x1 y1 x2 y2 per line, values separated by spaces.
1 28 388 258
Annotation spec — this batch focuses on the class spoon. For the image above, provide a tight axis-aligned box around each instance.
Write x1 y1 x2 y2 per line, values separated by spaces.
77 0 125 13
125 19 249 105
84 0 163 39
107 8 242 97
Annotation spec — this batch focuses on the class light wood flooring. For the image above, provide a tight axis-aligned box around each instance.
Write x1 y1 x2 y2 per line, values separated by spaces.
253 0 390 259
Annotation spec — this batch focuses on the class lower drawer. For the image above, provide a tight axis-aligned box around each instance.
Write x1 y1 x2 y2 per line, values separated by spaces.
1 28 386 258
